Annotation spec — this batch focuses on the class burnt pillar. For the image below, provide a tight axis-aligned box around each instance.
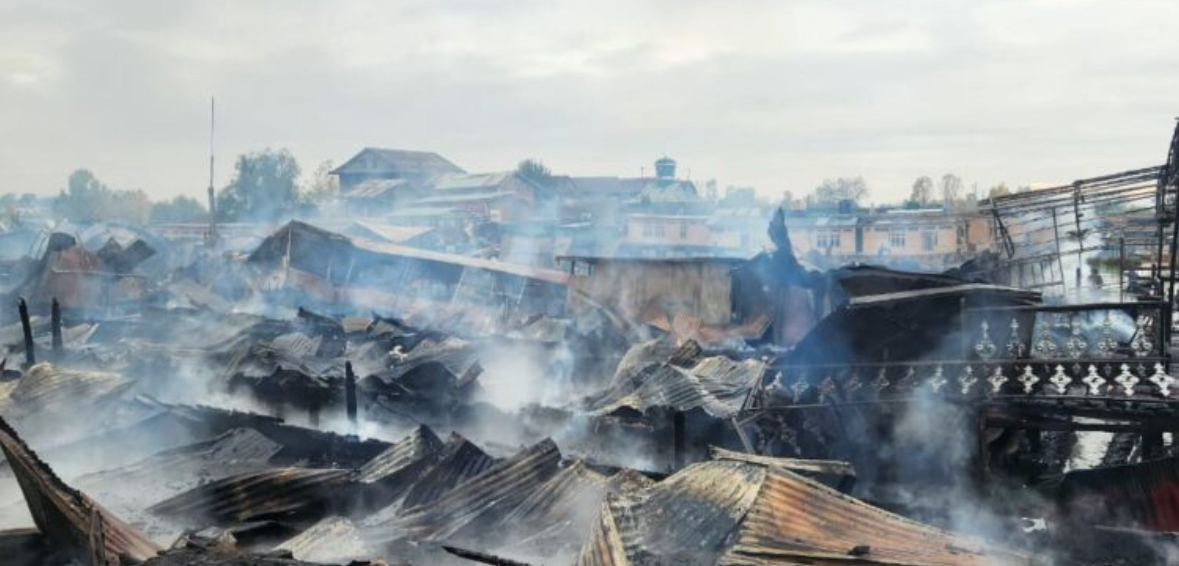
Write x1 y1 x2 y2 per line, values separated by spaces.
51 299 63 356
19 298 34 367
345 361 358 430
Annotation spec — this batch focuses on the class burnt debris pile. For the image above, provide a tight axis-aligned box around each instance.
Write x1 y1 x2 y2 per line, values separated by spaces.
8 127 1179 564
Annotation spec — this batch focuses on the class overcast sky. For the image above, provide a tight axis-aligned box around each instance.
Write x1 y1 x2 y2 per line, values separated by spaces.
2 0 1178 204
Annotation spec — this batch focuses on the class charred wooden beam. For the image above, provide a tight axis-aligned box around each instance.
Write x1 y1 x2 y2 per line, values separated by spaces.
50 299 62 356
345 361 358 429
18 299 34 367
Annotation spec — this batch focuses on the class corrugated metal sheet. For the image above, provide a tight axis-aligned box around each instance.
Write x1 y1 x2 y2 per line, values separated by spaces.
576 459 1034 566
4 363 131 410
148 468 352 526
356 425 443 484
709 447 855 487
377 438 561 543
587 356 763 418
0 415 160 565
722 466 1028 565
275 516 374 563
75 428 285 514
398 433 497 509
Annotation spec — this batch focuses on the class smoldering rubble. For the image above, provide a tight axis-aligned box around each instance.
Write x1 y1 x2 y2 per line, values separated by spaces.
5 134 1179 566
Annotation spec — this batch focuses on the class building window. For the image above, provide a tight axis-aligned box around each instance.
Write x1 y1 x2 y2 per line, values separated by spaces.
679 223 688 240
656 222 665 238
817 231 841 249
922 230 938 252
890 231 906 248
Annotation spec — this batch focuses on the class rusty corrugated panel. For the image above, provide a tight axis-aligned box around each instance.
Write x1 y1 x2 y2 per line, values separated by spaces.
587 356 763 418
398 433 496 509
377 438 561 544
75 428 286 517
356 425 443 484
494 462 659 560
275 516 374 563
0 415 160 565
709 447 855 489
147 468 352 526
1059 456 1179 532
1 363 132 414
575 460 1033 566
722 466 1031 565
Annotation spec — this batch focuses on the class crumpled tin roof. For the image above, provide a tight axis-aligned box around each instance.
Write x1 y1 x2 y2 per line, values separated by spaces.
575 457 1036 566
586 355 765 419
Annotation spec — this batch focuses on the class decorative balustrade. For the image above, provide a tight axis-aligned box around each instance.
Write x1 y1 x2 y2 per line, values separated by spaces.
751 301 1176 409
757 361 1176 407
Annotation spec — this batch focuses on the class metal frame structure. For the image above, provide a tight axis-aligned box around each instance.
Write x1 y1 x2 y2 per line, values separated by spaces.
735 122 1179 483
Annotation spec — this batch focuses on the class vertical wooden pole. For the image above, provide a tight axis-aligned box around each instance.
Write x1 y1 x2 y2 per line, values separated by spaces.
51 298 63 356
19 299 34 367
345 361 358 430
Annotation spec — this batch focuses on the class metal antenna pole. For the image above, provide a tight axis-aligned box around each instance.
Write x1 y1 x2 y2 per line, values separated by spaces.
207 97 218 249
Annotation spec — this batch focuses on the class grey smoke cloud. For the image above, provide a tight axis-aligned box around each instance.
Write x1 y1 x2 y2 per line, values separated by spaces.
1 0 1178 202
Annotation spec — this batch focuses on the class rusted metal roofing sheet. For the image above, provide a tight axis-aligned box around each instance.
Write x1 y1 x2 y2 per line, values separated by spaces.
75 428 286 523
398 433 497 510
587 356 764 418
275 516 374 563
576 459 1035 566
356 425 444 484
147 468 352 526
709 447 855 489
252 221 569 285
0 363 132 415
0 415 161 565
376 438 561 544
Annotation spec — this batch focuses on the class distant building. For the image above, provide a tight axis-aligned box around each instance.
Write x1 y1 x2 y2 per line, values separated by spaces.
411 172 542 223
331 148 465 215
626 214 711 247
783 209 995 270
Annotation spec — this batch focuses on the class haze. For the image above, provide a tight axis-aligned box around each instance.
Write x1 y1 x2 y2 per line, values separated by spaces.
2 0 1178 202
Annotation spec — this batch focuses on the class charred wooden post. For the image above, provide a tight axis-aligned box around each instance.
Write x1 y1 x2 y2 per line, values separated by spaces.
50 299 63 356
18 299 34 367
345 361 358 429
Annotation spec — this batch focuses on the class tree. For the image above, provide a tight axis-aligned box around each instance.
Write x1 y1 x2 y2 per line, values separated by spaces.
54 169 111 222
940 173 963 206
302 160 339 205
516 159 553 184
53 169 150 224
150 196 208 223
987 183 1011 199
216 149 301 222
811 176 868 208
910 176 933 207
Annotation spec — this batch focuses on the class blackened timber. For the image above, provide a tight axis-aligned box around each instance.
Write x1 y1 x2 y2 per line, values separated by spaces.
345 361 358 428
50 299 62 355
18 299 33 367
